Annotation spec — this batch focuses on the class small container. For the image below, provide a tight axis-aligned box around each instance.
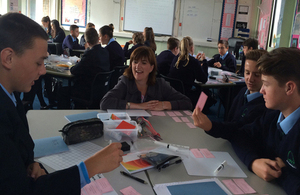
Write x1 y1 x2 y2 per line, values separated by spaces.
97 112 131 122
103 120 138 142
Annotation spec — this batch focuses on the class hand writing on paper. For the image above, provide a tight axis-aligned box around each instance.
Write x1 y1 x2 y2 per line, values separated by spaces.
84 142 123 178
251 158 282 181
192 107 212 131
214 62 222 68
27 162 46 180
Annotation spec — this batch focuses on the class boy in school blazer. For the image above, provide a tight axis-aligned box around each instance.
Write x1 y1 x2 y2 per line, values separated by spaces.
237 38 258 76
0 13 122 195
62 24 85 56
193 47 300 195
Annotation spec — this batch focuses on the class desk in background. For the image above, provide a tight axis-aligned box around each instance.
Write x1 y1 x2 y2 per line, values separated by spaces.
27 110 286 195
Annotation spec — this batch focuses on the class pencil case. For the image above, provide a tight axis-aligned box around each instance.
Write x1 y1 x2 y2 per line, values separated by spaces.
139 152 182 171
59 118 103 145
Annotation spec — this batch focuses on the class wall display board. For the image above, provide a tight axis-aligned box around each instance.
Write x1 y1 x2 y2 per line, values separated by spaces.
61 0 87 28
291 0 300 48
219 0 238 41
257 0 272 49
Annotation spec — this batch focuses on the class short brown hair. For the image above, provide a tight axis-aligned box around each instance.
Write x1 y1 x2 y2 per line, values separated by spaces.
86 22 95 29
70 24 79 32
167 37 180 50
243 38 258 50
132 32 144 45
245 49 267 62
257 47 300 93
124 46 157 85
218 40 229 48
85 27 99 45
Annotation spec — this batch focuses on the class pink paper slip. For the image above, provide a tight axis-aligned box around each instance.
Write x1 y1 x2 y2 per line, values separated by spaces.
172 117 182 122
186 123 197 129
120 186 141 195
174 111 183 116
222 179 244 194
181 117 190 123
82 182 102 195
183 110 192 116
196 91 208 111
233 179 256 194
95 178 114 194
190 148 204 158
199 148 215 158
150 111 166 116
167 111 176 116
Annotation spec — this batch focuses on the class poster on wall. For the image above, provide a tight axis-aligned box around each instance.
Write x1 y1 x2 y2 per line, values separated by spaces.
9 0 19 12
61 0 87 28
291 0 300 48
219 0 237 41
257 0 272 49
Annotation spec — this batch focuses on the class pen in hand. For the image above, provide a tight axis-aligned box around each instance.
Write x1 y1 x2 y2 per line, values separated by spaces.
120 171 148 184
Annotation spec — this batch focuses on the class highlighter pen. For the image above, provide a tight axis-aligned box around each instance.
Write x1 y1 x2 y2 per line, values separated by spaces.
214 160 227 175
120 171 148 184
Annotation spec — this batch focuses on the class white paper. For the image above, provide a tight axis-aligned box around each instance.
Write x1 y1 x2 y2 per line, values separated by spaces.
224 4 235 14
107 109 151 117
221 27 233 38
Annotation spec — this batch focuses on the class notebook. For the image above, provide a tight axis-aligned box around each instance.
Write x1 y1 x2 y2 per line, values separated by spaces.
121 158 154 174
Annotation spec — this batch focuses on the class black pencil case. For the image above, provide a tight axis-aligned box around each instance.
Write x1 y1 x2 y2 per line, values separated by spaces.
59 118 103 145
139 152 182 171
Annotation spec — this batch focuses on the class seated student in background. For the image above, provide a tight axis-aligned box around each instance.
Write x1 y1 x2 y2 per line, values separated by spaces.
100 46 192 110
62 24 86 56
80 22 95 47
143 27 156 53
41 16 51 38
0 12 123 195
51 19 65 43
99 25 125 70
207 40 236 73
157 37 180 76
192 47 300 195
109 23 114 31
237 38 259 76
167 36 208 107
123 32 144 58
58 27 110 109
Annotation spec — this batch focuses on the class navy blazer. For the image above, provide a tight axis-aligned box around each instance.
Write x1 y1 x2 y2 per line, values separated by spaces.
70 44 110 99
156 50 176 76
207 53 236 73
105 41 125 70
52 29 66 43
62 35 85 55
0 88 80 194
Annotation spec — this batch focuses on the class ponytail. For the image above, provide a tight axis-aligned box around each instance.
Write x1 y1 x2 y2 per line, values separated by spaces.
175 36 193 68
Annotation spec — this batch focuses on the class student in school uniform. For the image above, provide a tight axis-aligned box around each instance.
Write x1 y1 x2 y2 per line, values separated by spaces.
123 32 144 58
41 16 51 38
206 40 236 73
167 36 208 107
143 27 156 53
57 27 110 109
237 38 259 76
0 12 123 195
62 24 86 56
99 25 125 70
80 22 95 47
157 37 180 76
51 19 66 44
192 47 300 195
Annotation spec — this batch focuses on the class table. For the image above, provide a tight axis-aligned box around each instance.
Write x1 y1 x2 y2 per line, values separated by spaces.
27 110 287 195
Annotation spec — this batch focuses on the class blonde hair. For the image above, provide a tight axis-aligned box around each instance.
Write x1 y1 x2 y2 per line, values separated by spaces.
175 36 193 68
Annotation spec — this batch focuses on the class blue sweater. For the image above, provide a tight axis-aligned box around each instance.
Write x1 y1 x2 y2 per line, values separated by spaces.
157 50 176 76
105 41 125 70
207 109 300 195
207 53 237 73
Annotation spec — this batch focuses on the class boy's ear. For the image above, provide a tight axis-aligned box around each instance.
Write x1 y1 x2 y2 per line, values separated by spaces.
285 81 296 96
0 48 14 70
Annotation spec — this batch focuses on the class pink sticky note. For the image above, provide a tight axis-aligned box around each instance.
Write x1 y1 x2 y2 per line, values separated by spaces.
190 148 204 158
222 179 244 195
174 111 183 116
172 117 182 122
186 123 197 128
196 92 208 111
233 179 256 194
151 111 166 116
81 189 87 195
184 110 192 116
83 182 101 195
167 111 176 116
120 186 142 195
199 148 215 158
181 117 190 123
96 178 114 194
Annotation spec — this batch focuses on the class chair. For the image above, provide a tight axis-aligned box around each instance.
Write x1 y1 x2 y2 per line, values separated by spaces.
109 66 128 90
160 74 185 95
227 37 245 58
71 70 114 109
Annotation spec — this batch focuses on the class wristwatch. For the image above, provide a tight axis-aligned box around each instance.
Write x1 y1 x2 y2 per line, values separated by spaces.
127 102 130 109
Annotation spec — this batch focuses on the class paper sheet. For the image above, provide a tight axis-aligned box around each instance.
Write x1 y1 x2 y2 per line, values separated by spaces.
33 136 69 158
107 109 151 117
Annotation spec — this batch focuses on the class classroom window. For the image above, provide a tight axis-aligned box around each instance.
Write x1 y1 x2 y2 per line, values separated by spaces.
269 0 286 48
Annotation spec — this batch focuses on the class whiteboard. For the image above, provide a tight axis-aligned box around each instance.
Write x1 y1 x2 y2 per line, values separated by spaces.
123 0 176 35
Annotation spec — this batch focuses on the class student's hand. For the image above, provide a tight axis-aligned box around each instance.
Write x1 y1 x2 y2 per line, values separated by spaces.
27 162 46 180
196 53 206 61
130 100 159 110
192 107 212 131
214 62 222 68
128 40 133 45
275 157 286 168
84 43 88 49
251 158 282 181
84 142 123 178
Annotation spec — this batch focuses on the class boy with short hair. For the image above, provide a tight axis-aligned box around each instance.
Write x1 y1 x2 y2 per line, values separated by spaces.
157 37 180 76
62 24 86 56
237 38 258 75
193 47 300 195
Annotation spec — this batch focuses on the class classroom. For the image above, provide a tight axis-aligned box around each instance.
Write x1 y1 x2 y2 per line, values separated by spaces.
0 0 300 194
